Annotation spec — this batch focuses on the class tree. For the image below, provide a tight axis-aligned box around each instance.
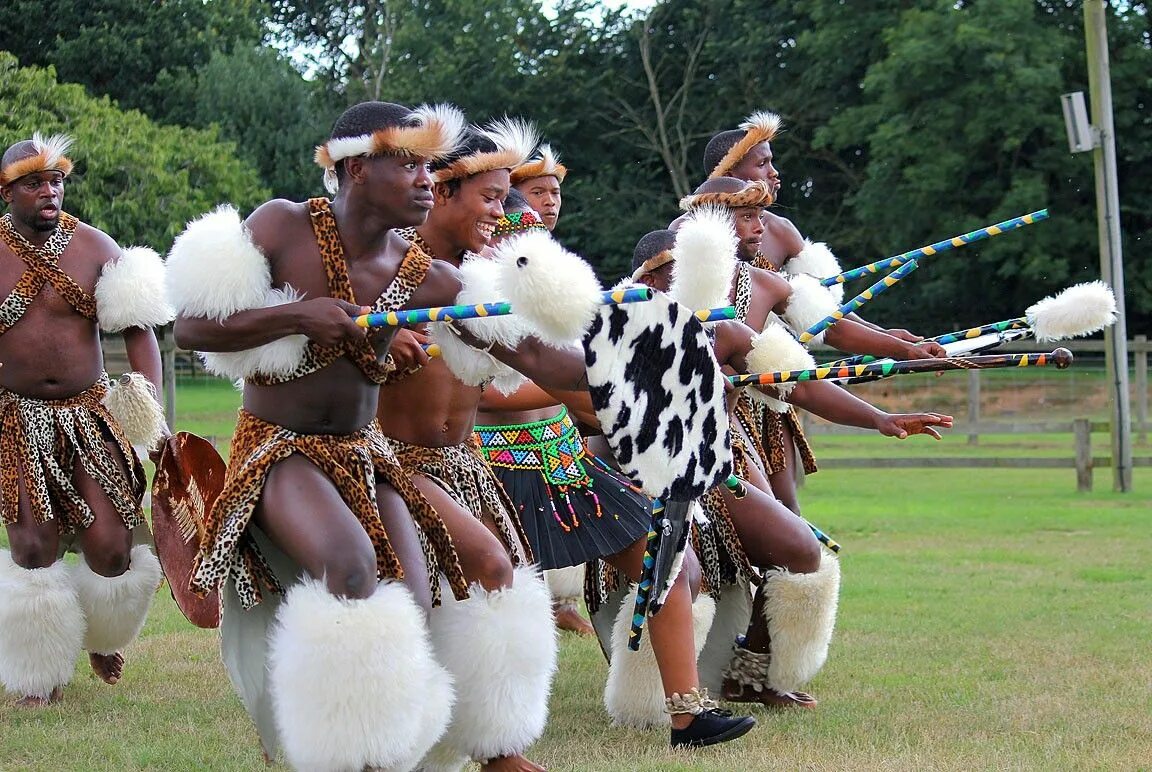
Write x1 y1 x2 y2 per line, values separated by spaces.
0 53 269 251
0 0 266 124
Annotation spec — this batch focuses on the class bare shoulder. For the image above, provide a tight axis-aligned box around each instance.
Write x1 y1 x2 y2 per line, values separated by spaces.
407 257 462 308
70 220 121 267
749 264 791 292
244 198 312 258
763 210 806 255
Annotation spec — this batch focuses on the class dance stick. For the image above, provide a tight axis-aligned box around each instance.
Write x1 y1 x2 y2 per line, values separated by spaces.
355 286 653 327
418 306 736 358
799 258 922 344
823 210 1049 287
627 501 663 651
821 319 1033 369
729 348 1073 387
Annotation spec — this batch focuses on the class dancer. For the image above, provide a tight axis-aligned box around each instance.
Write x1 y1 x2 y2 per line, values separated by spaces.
0 133 169 707
168 101 468 771
510 143 564 232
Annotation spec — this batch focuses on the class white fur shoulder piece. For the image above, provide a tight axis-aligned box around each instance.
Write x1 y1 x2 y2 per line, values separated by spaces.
166 205 272 322
95 247 176 332
785 240 845 303
782 273 840 345
494 230 602 346
166 205 308 380
456 257 529 347
669 205 737 312
431 322 527 396
745 322 815 411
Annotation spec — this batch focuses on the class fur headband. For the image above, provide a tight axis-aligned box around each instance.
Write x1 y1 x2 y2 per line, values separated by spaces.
679 180 774 211
629 250 673 282
708 111 782 180
432 117 538 184
510 144 567 185
0 133 74 186
314 104 467 194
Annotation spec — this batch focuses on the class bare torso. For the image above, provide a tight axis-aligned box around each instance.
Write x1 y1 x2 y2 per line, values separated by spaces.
0 220 113 398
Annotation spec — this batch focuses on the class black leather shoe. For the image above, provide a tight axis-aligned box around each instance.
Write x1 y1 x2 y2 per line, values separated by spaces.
670 708 757 748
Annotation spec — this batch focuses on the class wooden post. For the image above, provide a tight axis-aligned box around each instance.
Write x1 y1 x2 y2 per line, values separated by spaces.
967 370 981 446
158 325 176 430
1135 334 1148 445
1074 418 1093 492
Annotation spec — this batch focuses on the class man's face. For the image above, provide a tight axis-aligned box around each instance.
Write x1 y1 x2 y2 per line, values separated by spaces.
729 142 779 197
435 169 510 254
732 205 765 261
355 154 434 228
638 261 674 293
0 170 66 233
514 174 562 231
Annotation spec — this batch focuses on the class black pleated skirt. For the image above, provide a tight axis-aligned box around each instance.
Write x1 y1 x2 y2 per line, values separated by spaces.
475 408 653 569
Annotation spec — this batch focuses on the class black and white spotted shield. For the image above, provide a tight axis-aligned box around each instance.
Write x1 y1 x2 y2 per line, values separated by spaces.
582 291 732 501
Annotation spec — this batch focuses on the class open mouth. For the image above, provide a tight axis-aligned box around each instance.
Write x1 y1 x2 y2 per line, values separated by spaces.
477 222 496 240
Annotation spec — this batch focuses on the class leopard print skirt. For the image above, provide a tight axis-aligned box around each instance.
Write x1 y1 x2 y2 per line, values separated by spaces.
733 393 818 477
691 432 761 598
0 378 144 533
389 437 534 567
190 410 469 610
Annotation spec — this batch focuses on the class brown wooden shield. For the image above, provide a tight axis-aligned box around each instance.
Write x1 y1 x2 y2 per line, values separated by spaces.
151 431 225 629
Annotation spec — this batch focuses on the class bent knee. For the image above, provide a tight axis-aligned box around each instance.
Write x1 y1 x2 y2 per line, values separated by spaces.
9 543 58 570
779 536 821 574
320 555 380 600
82 548 132 578
468 548 514 592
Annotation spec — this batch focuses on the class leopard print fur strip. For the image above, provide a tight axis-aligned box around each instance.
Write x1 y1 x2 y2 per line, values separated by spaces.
0 378 144 532
389 438 534 568
190 410 468 609
0 212 96 334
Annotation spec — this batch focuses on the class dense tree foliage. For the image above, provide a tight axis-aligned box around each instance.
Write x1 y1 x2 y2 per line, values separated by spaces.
2 1 1148 331
0 54 269 251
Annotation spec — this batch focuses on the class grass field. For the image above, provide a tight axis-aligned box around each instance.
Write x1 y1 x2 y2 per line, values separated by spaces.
3 377 1151 771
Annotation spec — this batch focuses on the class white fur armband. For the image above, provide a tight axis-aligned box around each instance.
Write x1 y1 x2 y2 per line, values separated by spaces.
431 322 527 396
785 240 844 304
494 230 602 346
781 274 841 345
745 322 816 412
166 205 308 381
669 206 737 311
456 257 530 347
95 247 176 332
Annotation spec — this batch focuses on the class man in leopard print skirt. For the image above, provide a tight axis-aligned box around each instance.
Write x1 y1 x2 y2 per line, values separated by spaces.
0 133 170 707
167 101 475 772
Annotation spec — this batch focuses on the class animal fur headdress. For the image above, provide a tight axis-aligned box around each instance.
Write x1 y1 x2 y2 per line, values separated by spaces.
432 117 538 184
313 104 466 194
0 133 74 186
679 179 774 211
510 144 567 185
708 111 782 180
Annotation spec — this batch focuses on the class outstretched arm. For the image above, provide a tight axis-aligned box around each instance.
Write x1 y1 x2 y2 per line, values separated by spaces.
823 317 946 359
786 380 952 438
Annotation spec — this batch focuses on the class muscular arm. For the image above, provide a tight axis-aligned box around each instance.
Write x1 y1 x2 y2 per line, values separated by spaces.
823 317 945 359
122 327 163 393
485 336 588 390
787 380 952 438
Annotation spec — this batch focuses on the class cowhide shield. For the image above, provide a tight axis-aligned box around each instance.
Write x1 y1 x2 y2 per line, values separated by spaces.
582 291 732 501
151 432 225 629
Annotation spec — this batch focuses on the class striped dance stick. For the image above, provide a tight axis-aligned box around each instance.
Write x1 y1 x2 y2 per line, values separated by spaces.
821 318 1033 369
823 210 1049 287
722 475 841 552
730 348 1073 387
355 286 654 327
800 259 922 344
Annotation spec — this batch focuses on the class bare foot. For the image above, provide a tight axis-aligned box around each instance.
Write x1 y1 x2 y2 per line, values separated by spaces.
481 753 547 772
553 603 594 636
89 651 125 685
721 679 817 708
14 686 63 707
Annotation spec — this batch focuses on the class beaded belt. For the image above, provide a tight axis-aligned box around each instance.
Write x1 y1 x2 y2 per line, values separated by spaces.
474 406 592 488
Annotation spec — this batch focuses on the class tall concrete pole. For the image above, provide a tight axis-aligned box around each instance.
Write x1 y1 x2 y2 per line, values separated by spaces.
1084 0 1132 492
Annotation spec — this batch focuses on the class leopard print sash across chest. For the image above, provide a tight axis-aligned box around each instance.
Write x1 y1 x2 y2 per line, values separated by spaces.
247 197 431 386
0 212 96 333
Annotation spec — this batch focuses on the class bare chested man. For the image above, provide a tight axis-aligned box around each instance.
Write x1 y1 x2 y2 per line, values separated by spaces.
168 102 471 771
630 227 951 709
0 134 169 707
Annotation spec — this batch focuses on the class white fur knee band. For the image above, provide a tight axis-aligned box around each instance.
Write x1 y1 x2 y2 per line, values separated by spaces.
166 205 308 380
761 552 841 693
0 552 85 699
604 586 715 729
71 545 162 655
95 247 176 332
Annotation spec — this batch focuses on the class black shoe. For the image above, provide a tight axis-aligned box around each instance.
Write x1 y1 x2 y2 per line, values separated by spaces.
670 708 757 748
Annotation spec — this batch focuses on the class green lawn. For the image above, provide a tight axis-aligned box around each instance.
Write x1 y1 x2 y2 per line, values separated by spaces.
3 377 1150 770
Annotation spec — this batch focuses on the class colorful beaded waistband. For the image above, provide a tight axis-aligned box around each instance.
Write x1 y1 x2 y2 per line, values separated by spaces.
474 406 591 487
